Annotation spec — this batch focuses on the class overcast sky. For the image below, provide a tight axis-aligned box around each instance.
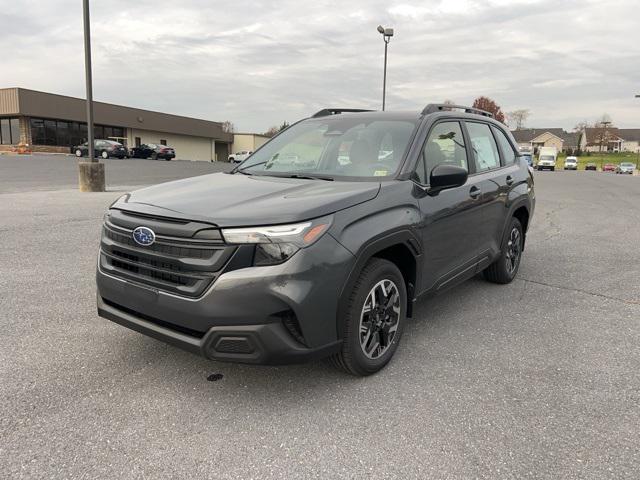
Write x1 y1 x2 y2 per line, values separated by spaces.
2 0 639 131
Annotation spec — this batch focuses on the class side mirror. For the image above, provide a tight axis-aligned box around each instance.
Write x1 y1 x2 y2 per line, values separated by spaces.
428 164 468 195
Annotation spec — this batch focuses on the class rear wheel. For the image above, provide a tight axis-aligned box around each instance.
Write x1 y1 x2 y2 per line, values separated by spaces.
75 149 82 157
330 258 406 376
101 150 109 159
483 217 523 284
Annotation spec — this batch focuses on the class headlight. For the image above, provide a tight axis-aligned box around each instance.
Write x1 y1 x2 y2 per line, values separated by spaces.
221 215 332 266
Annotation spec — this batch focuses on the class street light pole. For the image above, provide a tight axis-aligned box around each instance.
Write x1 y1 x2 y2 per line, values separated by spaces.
83 0 95 162
377 25 394 111
636 95 640 169
78 0 105 191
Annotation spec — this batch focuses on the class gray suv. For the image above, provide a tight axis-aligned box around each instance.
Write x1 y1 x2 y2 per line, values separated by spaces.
97 104 535 376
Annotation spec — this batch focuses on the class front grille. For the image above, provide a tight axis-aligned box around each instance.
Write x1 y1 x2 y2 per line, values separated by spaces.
100 217 236 297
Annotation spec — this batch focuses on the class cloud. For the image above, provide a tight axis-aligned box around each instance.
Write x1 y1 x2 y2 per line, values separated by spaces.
1 0 639 131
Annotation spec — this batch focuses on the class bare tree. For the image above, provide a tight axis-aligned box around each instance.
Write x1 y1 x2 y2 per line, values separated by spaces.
263 121 290 138
442 99 456 111
506 109 530 130
222 120 235 133
573 120 591 132
596 113 613 126
263 126 279 137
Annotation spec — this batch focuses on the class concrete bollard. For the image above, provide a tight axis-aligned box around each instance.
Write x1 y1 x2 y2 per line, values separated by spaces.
78 161 106 192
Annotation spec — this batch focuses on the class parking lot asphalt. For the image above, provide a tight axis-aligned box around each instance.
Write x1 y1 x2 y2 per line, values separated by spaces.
1 155 639 479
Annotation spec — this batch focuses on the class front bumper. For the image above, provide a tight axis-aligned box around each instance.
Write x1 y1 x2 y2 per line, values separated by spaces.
96 233 354 364
97 296 340 364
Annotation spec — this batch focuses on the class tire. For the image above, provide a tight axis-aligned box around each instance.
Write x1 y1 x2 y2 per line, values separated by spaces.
483 217 524 284
330 258 407 376
101 150 109 159
75 149 82 157
550 167 555 172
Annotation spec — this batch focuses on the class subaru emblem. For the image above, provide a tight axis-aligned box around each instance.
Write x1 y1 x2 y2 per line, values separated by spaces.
132 226 156 246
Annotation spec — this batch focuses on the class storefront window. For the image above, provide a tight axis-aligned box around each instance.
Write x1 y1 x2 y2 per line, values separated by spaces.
10 119 20 144
0 119 10 144
28 117 125 146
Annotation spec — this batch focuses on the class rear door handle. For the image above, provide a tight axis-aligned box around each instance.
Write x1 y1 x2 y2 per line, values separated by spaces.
469 186 481 199
505 175 514 186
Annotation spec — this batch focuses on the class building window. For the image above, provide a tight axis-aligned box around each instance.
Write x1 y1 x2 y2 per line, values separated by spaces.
28 117 125 146
30 118 45 144
10 118 20 144
135 137 141 147
160 139 167 145
1 119 10 145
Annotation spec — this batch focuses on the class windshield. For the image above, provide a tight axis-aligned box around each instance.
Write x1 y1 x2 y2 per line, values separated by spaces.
540 155 555 161
621 162 634 167
237 117 417 179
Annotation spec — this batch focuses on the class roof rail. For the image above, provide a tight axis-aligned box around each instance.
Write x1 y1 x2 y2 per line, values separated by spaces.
311 108 375 118
421 103 493 118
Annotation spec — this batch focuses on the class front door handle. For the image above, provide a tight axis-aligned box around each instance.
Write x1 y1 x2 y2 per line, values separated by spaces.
505 175 514 186
469 186 481 199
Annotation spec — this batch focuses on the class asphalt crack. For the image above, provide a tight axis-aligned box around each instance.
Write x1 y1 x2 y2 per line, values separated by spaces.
519 277 639 306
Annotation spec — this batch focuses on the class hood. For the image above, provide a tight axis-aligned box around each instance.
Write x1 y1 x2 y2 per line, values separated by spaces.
112 172 380 227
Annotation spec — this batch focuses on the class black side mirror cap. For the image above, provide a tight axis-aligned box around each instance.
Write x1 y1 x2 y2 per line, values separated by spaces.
428 164 468 195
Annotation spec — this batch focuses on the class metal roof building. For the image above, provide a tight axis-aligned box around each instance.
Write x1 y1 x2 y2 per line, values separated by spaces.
0 87 233 161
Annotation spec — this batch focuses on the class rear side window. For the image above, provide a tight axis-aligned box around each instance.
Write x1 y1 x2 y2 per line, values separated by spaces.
415 121 468 184
492 127 516 165
466 122 500 172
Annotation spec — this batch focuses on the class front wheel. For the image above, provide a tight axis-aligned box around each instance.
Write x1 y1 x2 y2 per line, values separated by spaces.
483 217 523 284
330 258 406 376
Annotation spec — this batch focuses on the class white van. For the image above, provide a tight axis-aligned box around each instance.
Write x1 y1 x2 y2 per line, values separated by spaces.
536 147 558 171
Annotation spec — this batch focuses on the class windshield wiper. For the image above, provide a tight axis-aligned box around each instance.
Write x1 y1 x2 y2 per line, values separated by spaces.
277 173 334 181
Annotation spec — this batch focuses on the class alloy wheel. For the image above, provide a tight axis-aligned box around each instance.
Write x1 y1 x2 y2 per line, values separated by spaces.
359 279 401 359
505 227 522 275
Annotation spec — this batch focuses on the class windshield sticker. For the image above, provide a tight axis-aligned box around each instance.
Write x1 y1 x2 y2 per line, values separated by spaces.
373 170 388 176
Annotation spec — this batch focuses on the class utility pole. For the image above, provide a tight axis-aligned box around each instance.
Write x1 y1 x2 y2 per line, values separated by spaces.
78 0 105 191
599 120 612 171
636 95 640 169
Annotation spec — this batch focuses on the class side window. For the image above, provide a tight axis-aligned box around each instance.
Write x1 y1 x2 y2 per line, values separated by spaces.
466 122 500 172
415 121 468 184
492 126 516 165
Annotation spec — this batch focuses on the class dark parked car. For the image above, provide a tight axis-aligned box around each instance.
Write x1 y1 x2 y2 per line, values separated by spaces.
74 139 127 159
585 163 597 171
97 104 535 376
130 143 175 160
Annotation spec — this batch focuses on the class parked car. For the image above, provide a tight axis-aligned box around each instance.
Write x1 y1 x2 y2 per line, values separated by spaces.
74 140 127 159
536 146 558 171
603 163 616 172
585 163 597 171
564 156 578 170
130 143 175 160
228 151 252 163
615 162 635 174
97 104 535 376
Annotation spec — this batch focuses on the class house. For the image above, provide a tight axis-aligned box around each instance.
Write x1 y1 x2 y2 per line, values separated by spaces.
618 129 640 153
510 128 581 154
582 127 627 152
